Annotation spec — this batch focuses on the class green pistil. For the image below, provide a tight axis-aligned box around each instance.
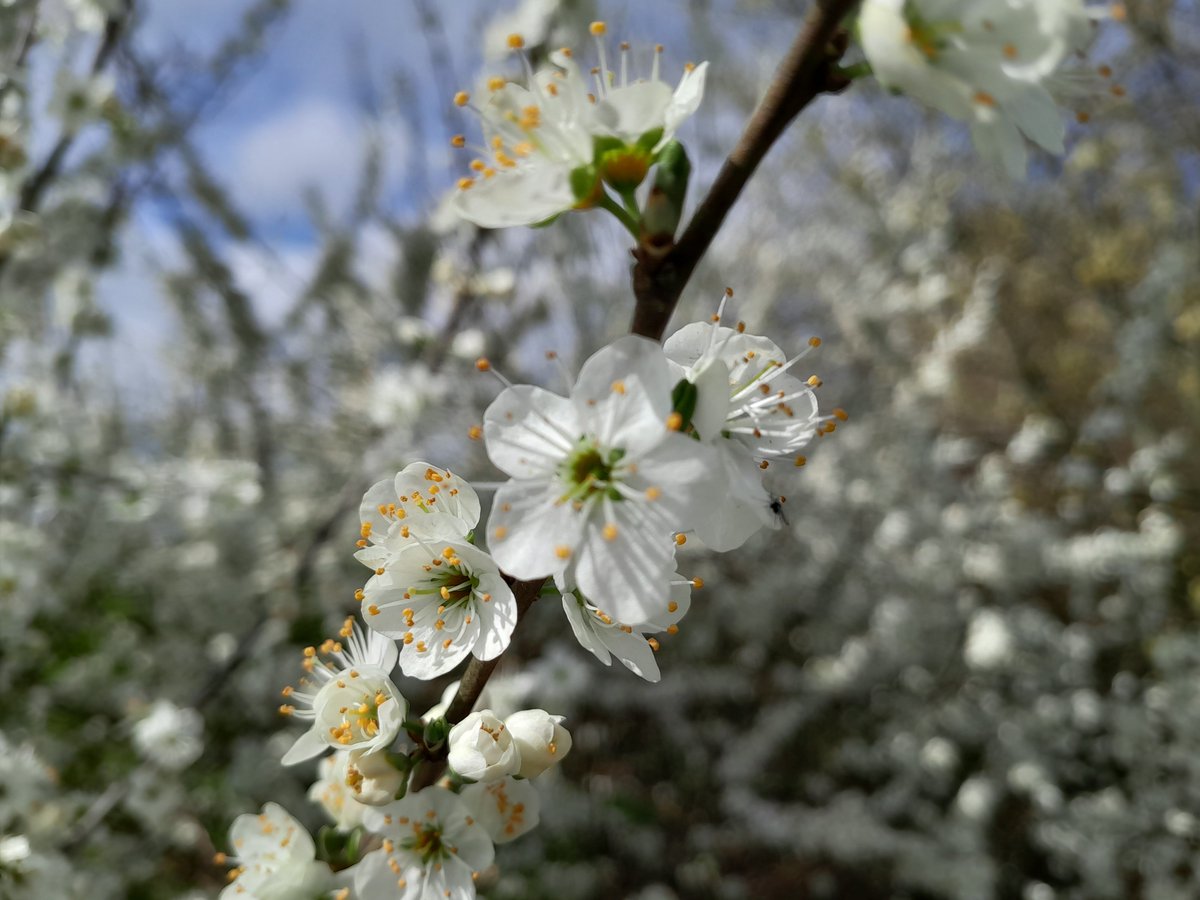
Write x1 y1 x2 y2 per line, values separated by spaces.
558 438 625 503
406 824 447 863
408 567 479 607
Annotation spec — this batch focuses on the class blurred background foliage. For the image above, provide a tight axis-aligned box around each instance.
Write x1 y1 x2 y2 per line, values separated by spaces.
1 0 1198 897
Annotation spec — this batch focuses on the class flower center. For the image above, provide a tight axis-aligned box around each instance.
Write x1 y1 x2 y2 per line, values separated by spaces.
437 569 477 607
559 439 625 502
406 824 447 863
330 687 389 745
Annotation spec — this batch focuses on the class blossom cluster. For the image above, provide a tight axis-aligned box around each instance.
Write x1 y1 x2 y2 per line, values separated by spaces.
857 0 1122 175
215 304 835 897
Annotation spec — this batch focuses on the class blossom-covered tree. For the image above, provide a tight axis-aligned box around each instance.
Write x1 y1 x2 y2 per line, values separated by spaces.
3 1 1196 898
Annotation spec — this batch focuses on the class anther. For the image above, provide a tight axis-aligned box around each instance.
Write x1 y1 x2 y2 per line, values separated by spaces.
555 545 572 559
808 336 821 348
589 21 607 36
507 33 525 50
468 425 482 440
453 91 470 106
834 408 849 421
674 533 687 546
666 411 683 431
451 134 465 148
603 523 618 541
475 357 491 371
794 455 807 467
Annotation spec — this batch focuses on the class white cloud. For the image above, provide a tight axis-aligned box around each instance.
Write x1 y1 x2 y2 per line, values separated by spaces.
230 101 360 217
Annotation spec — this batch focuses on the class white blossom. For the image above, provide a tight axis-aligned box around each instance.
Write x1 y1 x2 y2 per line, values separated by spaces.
460 776 541 844
309 751 368 830
218 803 334 900
309 749 404 829
280 618 407 765
447 709 521 783
359 538 517 680
503 709 572 779
357 462 481 549
353 787 494 900
484 336 712 623
663 316 829 550
131 700 204 771
858 0 1107 176
452 22 707 228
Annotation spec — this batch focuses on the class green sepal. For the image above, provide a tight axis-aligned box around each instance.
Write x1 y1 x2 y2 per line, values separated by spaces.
423 716 450 751
592 135 626 158
636 127 665 155
385 750 414 775
670 378 699 433
569 164 601 203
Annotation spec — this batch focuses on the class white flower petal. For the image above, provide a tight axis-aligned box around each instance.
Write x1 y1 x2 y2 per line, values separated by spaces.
484 384 580 479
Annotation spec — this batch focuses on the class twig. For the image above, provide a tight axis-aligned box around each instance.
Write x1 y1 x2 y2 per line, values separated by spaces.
630 0 858 340
16 1 132 214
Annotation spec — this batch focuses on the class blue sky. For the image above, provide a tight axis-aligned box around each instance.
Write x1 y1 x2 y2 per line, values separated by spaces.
91 0 724 401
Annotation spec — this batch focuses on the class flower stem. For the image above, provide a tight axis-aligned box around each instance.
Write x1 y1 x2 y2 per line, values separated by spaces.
598 192 640 238
836 60 873 80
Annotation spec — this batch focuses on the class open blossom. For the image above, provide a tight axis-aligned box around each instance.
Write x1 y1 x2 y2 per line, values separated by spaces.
451 21 707 228
460 776 541 844
280 618 407 765
219 803 335 899
309 751 368 830
131 699 204 771
353 787 494 900
447 709 522 782
560 574 691 682
360 538 517 680
357 462 481 551
858 0 1109 176
664 315 830 550
483 335 712 623
310 750 406 829
504 709 572 779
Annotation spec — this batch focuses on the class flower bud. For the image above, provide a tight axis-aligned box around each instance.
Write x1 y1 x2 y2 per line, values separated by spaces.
447 709 521 783
639 140 690 252
504 709 572 779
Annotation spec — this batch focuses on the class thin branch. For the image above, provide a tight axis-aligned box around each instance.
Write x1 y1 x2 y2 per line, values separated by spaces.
17 0 133 214
630 0 858 340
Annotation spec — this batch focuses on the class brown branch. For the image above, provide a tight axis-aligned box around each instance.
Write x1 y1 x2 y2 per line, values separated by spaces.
630 0 858 340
